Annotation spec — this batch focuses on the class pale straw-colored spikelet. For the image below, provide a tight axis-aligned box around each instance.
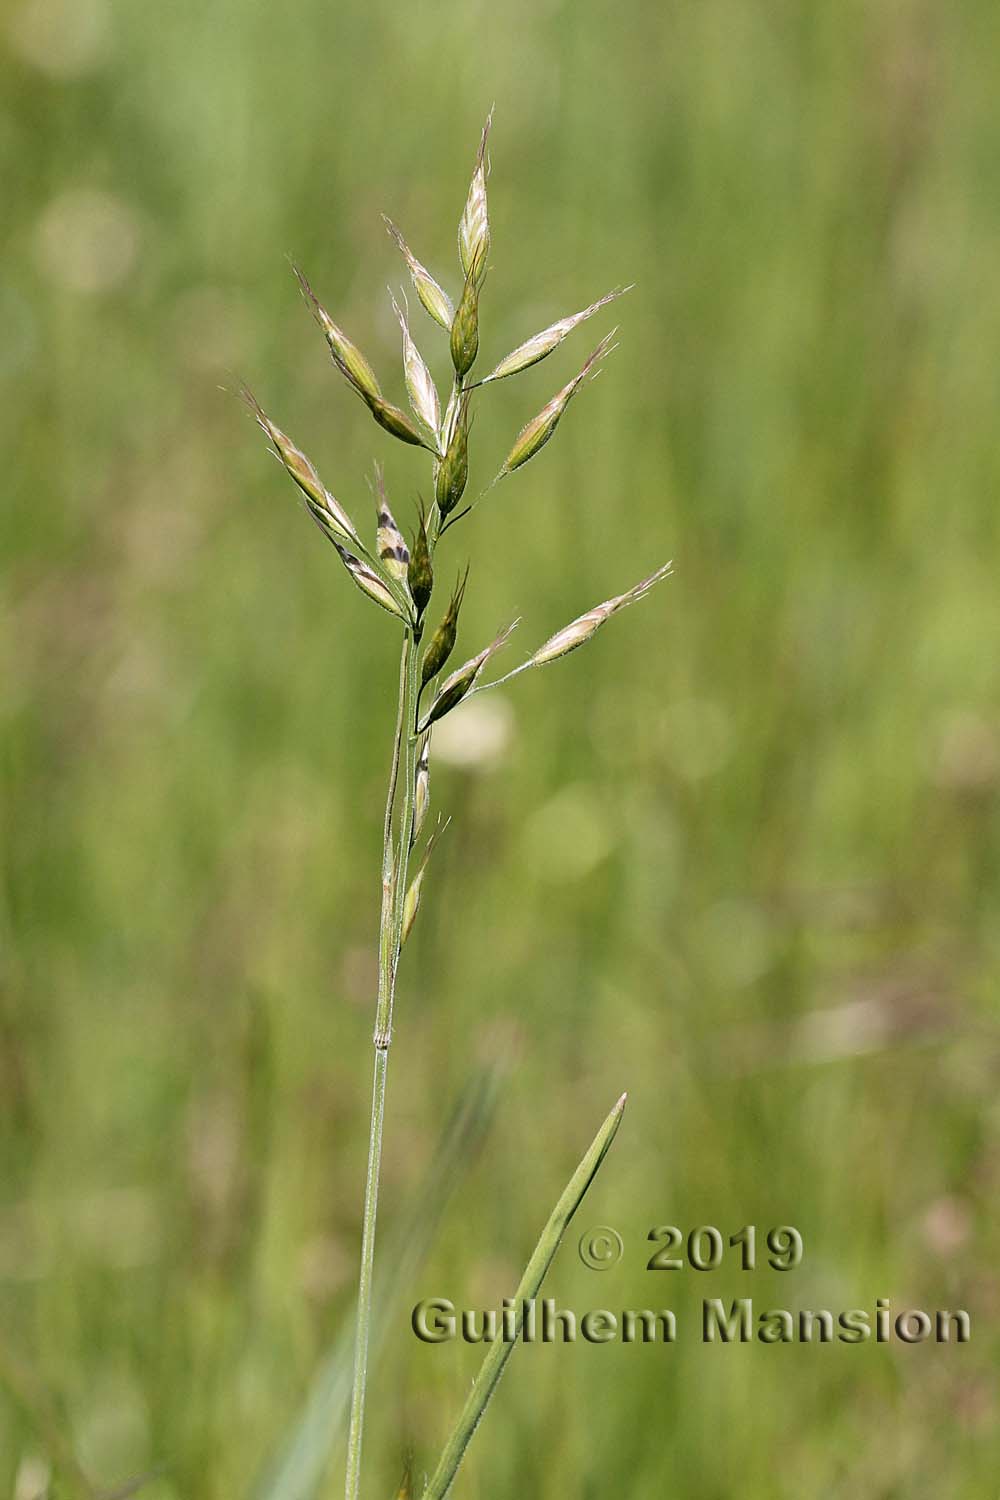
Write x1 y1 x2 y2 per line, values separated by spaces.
293 263 382 404
373 474 410 583
383 217 454 331
332 540 408 620
412 733 431 844
500 329 618 475
440 384 462 453
464 564 674 697
390 291 441 446
239 385 360 543
417 620 518 733
529 562 674 666
401 817 449 946
481 286 633 384
294 263 429 450
459 111 492 287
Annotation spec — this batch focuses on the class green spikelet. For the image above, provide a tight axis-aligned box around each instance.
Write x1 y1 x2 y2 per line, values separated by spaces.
421 568 468 687
417 622 517 734
449 270 480 380
435 390 471 516
501 331 616 474
368 394 429 448
408 502 433 617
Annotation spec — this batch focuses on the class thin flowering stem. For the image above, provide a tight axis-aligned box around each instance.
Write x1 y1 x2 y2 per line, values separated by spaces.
243 114 669 1500
344 633 412 1500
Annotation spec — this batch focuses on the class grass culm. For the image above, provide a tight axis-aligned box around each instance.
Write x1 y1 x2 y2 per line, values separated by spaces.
242 114 671 1500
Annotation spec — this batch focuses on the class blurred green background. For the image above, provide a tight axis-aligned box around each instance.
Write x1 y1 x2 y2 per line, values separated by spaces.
3 0 999 1495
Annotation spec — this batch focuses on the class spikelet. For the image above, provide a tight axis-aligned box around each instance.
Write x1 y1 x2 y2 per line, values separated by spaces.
412 733 431 844
481 287 632 384
421 568 468 686
239 386 360 544
295 265 431 451
459 112 491 288
373 469 410 583
500 330 617 475
383 217 454 331
293 265 382 405
529 563 674 667
370 395 430 448
439 383 462 453
401 818 449 947
408 502 433 617
417 621 518 733
435 390 471 515
449 269 480 380
332 540 408 620
391 292 441 445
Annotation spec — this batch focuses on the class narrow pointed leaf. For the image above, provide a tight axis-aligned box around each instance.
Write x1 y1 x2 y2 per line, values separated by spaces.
422 1093 627 1500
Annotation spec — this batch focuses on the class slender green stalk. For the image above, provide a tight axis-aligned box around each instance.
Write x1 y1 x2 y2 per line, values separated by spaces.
345 632 417 1500
423 1093 628 1500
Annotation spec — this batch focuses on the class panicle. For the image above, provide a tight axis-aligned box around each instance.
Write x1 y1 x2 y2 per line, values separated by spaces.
417 621 518 733
239 385 359 543
408 501 433 616
421 568 469 686
528 563 674 667
391 292 441 444
383 217 454 331
481 286 632 384
435 389 471 515
332 539 409 620
459 112 492 288
293 264 382 405
501 330 617 475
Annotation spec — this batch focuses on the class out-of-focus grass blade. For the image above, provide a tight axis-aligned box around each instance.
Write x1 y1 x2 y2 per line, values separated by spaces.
422 1092 627 1500
252 1065 502 1500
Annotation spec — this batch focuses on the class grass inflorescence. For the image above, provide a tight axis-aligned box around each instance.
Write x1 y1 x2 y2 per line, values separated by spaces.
243 115 671 1500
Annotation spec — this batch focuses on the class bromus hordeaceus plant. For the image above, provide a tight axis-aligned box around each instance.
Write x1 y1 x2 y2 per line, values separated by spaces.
242 114 672 1500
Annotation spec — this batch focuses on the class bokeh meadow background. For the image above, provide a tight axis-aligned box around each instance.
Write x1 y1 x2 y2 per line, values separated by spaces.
3 0 999 1495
